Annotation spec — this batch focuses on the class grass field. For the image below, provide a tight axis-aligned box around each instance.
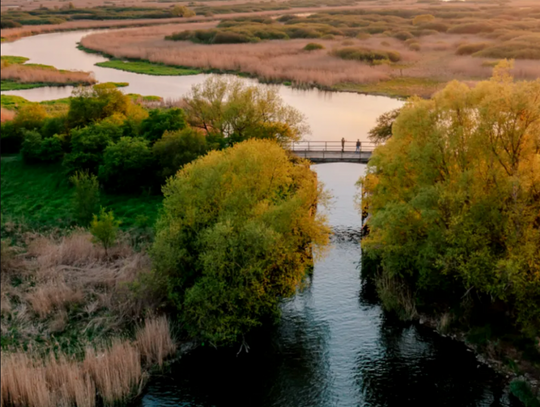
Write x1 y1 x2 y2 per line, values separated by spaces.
96 59 202 76
1 157 162 229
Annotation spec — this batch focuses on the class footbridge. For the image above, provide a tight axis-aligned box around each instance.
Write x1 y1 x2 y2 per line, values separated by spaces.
290 141 376 164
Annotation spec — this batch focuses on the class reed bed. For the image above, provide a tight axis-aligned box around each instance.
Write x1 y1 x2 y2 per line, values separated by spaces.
1 230 176 407
1 64 96 86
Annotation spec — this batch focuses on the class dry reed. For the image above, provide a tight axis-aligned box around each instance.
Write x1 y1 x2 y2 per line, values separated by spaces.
1 64 96 86
0 107 16 123
136 316 177 368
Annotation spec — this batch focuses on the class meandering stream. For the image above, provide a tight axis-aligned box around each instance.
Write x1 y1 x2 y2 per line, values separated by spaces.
1 29 522 407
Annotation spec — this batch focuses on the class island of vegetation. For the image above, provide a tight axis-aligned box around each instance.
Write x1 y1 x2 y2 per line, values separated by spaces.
1 55 96 91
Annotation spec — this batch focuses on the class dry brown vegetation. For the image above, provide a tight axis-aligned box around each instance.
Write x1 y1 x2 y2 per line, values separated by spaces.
1 107 16 123
0 229 176 406
75 0 540 97
1 63 96 86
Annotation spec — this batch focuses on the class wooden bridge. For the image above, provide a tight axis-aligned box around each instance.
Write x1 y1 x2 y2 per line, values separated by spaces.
290 141 376 164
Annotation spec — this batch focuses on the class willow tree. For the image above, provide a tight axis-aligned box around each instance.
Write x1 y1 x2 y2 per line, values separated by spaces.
361 62 540 337
152 139 329 346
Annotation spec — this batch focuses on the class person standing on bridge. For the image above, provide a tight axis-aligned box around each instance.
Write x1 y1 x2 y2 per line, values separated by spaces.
341 137 345 152
356 139 361 153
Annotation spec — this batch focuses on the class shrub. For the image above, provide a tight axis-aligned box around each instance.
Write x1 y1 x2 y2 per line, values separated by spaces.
40 115 67 139
331 47 401 64
213 31 252 44
68 84 129 128
393 31 414 41
20 130 43 163
303 42 324 51
412 14 435 26
98 137 156 192
419 21 449 32
456 42 490 56
408 42 421 51
140 108 186 144
39 136 64 162
0 121 23 154
70 170 100 226
153 127 208 180
448 23 495 34
356 33 371 40
152 139 329 346
13 104 47 131
90 207 120 256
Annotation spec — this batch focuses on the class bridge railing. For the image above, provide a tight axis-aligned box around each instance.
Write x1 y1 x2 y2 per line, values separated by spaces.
289 140 378 152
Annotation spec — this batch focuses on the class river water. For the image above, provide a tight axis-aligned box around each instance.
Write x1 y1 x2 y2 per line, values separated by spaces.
1 30 521 407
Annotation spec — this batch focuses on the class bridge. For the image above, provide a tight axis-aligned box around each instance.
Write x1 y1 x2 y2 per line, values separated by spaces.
290 141 376 164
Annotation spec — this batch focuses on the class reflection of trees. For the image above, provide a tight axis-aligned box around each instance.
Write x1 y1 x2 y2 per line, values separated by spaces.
355 315 514 407
146 286 331 407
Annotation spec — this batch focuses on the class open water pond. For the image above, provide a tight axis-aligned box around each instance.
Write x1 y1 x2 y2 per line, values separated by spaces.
1 29 523 407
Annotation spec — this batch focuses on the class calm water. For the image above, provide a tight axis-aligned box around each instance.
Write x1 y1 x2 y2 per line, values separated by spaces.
0 30 403 142
2 31 521 407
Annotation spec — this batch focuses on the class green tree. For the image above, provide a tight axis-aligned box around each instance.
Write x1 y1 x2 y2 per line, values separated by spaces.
67 84 129 129
153 127 208 179
368 108 401 144
13 104 47 131
140 108 186 144
152 139 329 346
20 131 63 163
184 76 308 145
360 62 540 337
70 170 100 226
90 207 120 257
98 137 156 192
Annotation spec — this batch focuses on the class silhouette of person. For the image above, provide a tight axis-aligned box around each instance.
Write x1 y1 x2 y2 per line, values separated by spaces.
356 139 361 153
341 137 345 152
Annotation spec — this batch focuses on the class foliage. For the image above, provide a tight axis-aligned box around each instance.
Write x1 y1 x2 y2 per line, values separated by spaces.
171 5 196 17
20 131 64 163
140 108 186 144
331 47 401 64
98 137 156 193
13 103 47 131
152 139 329 346
368 108 401 143
90 207 120 255
153 127 208 180
0 121 23 154
184 76 308 144
67 84 129 128
360 63 540 338
509 380 540 407
63 115 125 175
303 42 324 51
70 170 100 226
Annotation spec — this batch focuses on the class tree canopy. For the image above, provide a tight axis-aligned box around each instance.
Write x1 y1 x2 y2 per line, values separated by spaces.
361 63 540 337
152 139 329 346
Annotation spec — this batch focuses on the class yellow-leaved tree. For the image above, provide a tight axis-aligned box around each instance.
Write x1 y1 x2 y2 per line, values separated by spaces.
361 61 540 337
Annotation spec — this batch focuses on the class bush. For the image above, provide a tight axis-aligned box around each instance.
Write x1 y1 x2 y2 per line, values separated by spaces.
98 137 156 192
412 14 435 26
40 115 67 139
20 131 63 163
68 84 129 128
70 170 100 226
419 21 449 32
0 121 23 154
140 108 186 144
393 31 414 41
303 42 324 51
331 47 401 64
456 42 490 56
90 207 120 256
448 23 495 34
13 104 47 131
213 31 252 44
152 139 329 346
153 127 208 180
408 42 421 51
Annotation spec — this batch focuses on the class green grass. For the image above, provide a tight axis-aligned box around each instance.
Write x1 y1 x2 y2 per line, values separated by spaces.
127 93 163 102
1 158 162 230
107 82 130 88
1 55 30 65
0 95 33 109
95 60 202 76
0 80 80 91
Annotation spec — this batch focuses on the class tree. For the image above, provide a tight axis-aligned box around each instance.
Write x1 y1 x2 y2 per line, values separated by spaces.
184 76 308 145
70 170 100 226
152 139 329 346
140 108 186 144
98 137 156 192
20 131 63 163
360 62 540 337
13 104 47 131
368 108 401 144
90 207 120 257
153 127 208 179
67 84 129 129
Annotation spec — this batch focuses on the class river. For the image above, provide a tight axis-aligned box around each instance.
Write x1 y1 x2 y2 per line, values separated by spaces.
1 30 522 407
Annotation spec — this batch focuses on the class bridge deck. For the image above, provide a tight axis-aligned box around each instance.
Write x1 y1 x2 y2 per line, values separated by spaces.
292 150 372 164
290 141 375 164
